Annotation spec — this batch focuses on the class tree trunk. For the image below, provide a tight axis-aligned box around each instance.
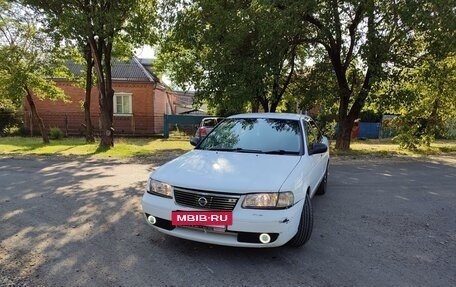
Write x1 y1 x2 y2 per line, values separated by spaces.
335 118 354 150
333 84 352 150
88 36 114 148
84 43 95 143
260 97 269 112
25 86 49 144
99 105 114 147
101 41 114 147
270 101 278 113
251 97 259 113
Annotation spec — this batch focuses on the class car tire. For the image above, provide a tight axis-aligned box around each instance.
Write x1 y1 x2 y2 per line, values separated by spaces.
288 193 313 247
315 162 329 196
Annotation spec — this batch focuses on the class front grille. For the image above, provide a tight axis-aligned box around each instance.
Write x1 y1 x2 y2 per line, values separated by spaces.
173 187 240 211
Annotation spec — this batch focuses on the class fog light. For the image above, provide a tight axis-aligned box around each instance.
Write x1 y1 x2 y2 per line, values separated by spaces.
259 233 271 244
147 215 157 225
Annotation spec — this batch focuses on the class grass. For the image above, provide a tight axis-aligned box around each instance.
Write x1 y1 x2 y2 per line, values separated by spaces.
331 138 456 157
1 136 455 159
0 135 193 158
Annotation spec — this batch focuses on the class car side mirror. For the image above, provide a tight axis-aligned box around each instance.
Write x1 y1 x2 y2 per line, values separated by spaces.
310 143 328 155
190 137 201 146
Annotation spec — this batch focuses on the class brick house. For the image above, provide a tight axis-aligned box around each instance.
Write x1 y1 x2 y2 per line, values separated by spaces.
23 57 178 136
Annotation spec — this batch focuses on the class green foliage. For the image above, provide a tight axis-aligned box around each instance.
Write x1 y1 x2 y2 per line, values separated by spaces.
20 0 159 148
0 2 67 103
49 127 64 140
377 55 456 149
157 0 455 150
156 0 306 112
0 98 22 136
392 115 433 150
359 110 382 123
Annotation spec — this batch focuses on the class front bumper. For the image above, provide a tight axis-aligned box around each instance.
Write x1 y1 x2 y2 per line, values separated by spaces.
141 191 303 248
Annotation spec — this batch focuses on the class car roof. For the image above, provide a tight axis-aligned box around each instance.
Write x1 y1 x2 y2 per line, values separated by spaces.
228 112 312 121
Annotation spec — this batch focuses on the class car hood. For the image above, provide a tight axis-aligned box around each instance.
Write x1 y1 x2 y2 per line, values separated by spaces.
151 149 301 194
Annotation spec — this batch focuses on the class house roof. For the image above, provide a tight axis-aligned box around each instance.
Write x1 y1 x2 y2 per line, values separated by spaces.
174 90 196 106
65 57 158 83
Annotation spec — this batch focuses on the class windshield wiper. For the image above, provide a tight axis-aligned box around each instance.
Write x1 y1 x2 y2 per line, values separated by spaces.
263 150 300 155
207 147 263 153
234 148 263 153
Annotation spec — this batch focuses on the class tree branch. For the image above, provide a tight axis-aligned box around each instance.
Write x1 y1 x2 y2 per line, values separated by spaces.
331 0 342 50
348 67 372 121
303 14 336 48
300 36 331 51
278 47 297 98
344 3 365 70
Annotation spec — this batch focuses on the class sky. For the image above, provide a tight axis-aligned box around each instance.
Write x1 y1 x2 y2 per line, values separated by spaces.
135 45 155 59
135 45 177 88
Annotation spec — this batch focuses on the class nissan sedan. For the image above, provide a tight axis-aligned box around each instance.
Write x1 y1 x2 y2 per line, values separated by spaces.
141 113 329 248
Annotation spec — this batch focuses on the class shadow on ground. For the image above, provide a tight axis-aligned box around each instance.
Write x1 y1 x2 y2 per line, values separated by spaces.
0 156 455 287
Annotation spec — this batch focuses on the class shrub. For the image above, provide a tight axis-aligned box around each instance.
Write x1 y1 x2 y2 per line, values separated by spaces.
49 127 64 140
2 126 21 136
0 100 22 136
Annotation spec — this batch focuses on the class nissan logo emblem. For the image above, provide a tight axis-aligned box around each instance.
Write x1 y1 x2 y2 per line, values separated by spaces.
198 197 208 207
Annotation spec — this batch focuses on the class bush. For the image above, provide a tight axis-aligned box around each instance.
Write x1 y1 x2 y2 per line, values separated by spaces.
359 110 382 122
391 114 445 150
0 100 22 136
49 127 64 140
2 126 21 136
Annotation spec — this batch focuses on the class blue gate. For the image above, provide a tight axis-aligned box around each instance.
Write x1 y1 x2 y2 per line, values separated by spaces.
359 122 380 139
163 114 208 138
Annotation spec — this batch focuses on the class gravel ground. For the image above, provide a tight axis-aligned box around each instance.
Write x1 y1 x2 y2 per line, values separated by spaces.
0 154 455 287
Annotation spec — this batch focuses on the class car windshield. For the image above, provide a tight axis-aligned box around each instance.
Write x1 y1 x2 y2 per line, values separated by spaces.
198 118 302 154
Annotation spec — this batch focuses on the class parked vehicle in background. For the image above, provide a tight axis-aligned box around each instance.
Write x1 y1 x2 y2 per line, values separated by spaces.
142 113 330 248
195 117 224 138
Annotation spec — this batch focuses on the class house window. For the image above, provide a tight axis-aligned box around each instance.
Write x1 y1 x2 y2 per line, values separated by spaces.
114 93 132 115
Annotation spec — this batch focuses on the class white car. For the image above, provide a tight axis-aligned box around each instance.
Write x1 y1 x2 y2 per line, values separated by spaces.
194 117 224 138
141 113 330 248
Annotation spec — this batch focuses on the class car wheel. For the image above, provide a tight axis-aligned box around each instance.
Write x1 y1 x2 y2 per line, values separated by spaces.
315 162 329 196
288 193 313 247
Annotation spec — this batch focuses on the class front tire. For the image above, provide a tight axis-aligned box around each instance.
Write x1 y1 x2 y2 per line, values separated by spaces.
288 193 313 247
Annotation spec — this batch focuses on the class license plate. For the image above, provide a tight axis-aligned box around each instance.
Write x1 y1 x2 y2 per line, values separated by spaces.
172 211 233 226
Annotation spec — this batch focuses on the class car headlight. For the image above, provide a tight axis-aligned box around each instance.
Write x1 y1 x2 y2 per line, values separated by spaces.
242 192 294 209
147 179 173 198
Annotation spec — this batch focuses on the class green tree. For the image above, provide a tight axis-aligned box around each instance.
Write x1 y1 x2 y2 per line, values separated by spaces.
158 0 454 150
65 42 97 144
156 0 304 113
287 59 339 136
0 2 66 143
373 55 456 149
21 0 158 148
294 0 426 149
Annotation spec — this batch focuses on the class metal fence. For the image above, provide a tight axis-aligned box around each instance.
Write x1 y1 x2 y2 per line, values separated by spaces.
20 111 166 137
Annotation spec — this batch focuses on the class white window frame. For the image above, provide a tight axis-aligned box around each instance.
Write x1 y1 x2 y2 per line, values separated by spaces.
114 92 133 115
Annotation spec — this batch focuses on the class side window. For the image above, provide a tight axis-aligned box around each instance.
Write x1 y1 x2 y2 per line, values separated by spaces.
304 121 316 151
304 120 321 152
309 120 322 142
